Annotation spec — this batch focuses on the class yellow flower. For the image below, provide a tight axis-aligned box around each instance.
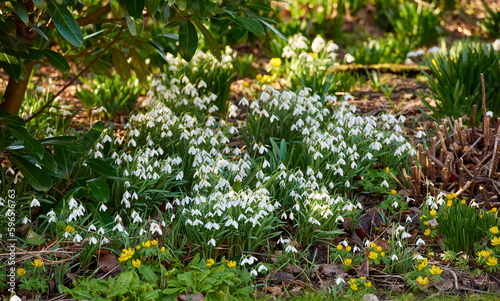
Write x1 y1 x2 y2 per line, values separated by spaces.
337 245 343 251
136 245 141 251
370 242 377 249
368 251 378 260
381 252 385 257
65 225 75 233
222 259 228 263
430 210 437 216
151 240 158 246
429 265 443 275
385 167 389 173
416 258 428 270
424 228 431 236
446 194 452 199
132 259 141 268
160 246 166 252
417 276 429 286
346 246 352 252
490 227 499 235
350 283 358 291
424 221 429 226
431 58 437 67
206 258 215 268
391 190 397 195
477 250 493 258
486 256 498 266
228 260 237 268
118 248 135 262
491 237 500 246
461 200 466 205
359 276 366 280
345 258 352 266
365 281 372 287
308 52 318 59
452 193 457 198
376 246 383 252
32 258 43 268
447 200 453 207
270 58 282 67
142 241 151 248
492 207 498 213
256 74 262 80
17 268 26 276
243 81 250 87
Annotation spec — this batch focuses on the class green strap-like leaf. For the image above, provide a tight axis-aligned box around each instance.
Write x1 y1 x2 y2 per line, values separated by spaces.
85 159 118 177
12 1 29 26
235 16 265 35
179 19 198 61
10 155 53 191
111 47 131 79
193 20 221 62
43 50 70 73
129 48 148 87
260 19 287 42
126 0 145 19
87 178 110 203
0 53 22 81
6 125 44 159
147 0 161 15
47 0 83 47
81 121 104 149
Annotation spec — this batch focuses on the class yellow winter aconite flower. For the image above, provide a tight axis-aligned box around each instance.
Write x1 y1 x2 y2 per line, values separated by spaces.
206 258 215 268
416 258 428 270
381 252 385 257
461 200 466 205
490 226 499 234
487 257 498 266
228 260 237 268
345 258 352 266
370 242 377 249
391 190 397 195
346 246 352 252
151 240 158 246
431 58 437 67
243 81 250 87
32 258 43 268
492 207 498 213
491 237 500 246
136 245 141 251
118 248 135 262
417 276 429 286
350 283 358 291
256 74 262 80
337 245 343 251
385 167 389 173
446 194 452 199
142 241 151 248
308 52 318 59
477 250 493 258
270 58 282 67
160 246 166 252
368 251 378 260
452 193 457 198
17 268 26 276
132 259 141 268
66 225 75 233
429 265 443 275
447 200 453 207
376 246 382 252
365 281 372 287
430 210 437 216
424 228 431 236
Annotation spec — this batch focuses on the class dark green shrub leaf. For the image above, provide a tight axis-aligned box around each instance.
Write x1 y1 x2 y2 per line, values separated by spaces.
43 50 70 73
47 0 83 47
179 19 198 61
10 155 53 191
235 16 265 35
87 178 110 203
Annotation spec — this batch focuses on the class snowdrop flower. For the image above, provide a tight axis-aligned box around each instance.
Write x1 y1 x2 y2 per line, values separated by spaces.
99 204 108 212
285 245 298 253
101 237 110 244
486 111 493 117
344 53 355 63
47 210 56 223
381 180 389 188
311 36 326 53
335 277 346 285
97 227 105 235
250 269 258 276
150 222 163 235
258 264 268 273
416 238 425 246
427 46 439 54
391 254 399 261
88 224 97 231
31 198 40 207
493 39 500 51
22 217 31 224
208 239 216 246
405 58 413 65
73 234 83 243
364 240 372 247
401 232 411 239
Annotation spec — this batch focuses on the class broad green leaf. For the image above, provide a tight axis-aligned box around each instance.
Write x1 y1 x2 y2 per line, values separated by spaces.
110 0 126 18
12 1 29 26
81 121 105 149
26 229 46 245
125 13 137 36
6 125 44 159
158 33 178 40
85 159 117 177
40 136 86 153
47 0 83 47
32 0 48 10
10 156 53 191
111 47 131 79
129 48 148 87
29 22 49 41
54 145 75 176
126 0 146 19
0 53 22 81
141 289 161 300
42 50 70 73
87 178 110 203
260 19 287 42
39 150 58 172
147 40 168 63
140 265 159 284
232 26 247 42
147 0 161 14
234 16 265 35
0 110 25 126
193 20 221 62
179 20 198 61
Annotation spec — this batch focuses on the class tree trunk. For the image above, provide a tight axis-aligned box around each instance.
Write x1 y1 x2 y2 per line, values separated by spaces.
0 62 35 116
